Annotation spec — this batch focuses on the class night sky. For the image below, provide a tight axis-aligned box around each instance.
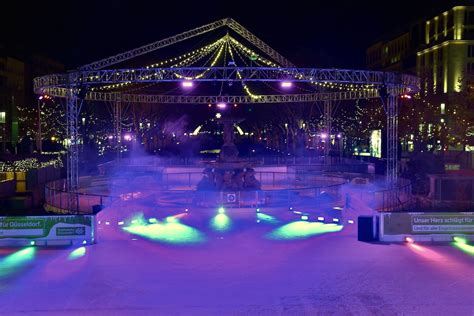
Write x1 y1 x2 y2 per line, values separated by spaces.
0 0 469 69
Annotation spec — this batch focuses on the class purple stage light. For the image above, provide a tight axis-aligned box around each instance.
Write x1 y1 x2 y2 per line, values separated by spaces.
182 80 193 88
217 102 227 109
320 133 328 139
281 81 293 88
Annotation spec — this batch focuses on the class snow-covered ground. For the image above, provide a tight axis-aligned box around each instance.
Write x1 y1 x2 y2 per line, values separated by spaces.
0 203 473 315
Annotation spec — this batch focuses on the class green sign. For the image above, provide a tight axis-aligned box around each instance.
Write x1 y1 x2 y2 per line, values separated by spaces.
383 213 474 235
56 227 86 236
0 216 92 239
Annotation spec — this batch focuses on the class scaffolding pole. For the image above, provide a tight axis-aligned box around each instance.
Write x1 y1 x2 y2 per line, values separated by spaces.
323 100 332 164
386 94 399 186
113 97 122 160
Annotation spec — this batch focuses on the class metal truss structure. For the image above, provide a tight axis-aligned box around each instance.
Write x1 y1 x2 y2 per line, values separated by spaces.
35 67 418 93
34 18 420 197
78 18 294 71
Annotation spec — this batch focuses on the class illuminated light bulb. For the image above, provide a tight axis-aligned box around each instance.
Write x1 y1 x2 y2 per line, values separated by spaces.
405 237 415 244
317 216 324 221
281 81 293 89
216 102 227 109
182 80 193 88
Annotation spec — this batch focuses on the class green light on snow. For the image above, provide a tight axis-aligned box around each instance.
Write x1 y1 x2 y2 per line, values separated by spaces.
0 247 36 278
453 239 474 256
123 214 205 245
210 213 231 232
256 213 279 225
266 221 343 240
68 247 86 260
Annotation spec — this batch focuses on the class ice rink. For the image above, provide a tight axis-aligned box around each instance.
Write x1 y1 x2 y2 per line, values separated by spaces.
0 205 473 315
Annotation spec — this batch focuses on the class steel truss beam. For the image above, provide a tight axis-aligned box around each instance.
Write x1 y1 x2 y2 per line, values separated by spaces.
78 18 294 71
39 88 383 103
34 67 419 92
323 100 332 164
386 95 399 186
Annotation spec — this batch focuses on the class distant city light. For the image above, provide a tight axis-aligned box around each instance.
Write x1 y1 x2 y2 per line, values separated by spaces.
182 80 193 88
281 81 293 88
217 102 227 109
337 133 342 139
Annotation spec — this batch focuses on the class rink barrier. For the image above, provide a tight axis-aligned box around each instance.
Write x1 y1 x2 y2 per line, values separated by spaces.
0 215 96 247
379 212 474 242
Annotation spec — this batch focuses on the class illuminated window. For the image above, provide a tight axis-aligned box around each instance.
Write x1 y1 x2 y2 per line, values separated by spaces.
440 103 446 115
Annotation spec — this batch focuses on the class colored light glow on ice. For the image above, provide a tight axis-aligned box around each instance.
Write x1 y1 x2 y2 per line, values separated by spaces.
210 213 231 232
453 239 474 256
123 214 205 245
256 213 279 225
266 221 343 240
68 247 87 261
0 247 36 278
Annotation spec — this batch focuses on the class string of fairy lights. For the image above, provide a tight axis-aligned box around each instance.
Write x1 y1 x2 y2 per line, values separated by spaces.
0 157 63 172
88 34 378 98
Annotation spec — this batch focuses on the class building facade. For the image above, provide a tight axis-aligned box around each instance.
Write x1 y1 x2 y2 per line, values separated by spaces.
367 5 474 153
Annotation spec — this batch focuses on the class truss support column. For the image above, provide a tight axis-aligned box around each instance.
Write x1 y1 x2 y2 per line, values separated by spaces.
113 97 122 160
386 94 399 186
66 95 79 190
323 100 332 164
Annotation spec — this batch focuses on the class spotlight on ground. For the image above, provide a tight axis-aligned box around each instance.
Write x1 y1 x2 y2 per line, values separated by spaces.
453 236 467 244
